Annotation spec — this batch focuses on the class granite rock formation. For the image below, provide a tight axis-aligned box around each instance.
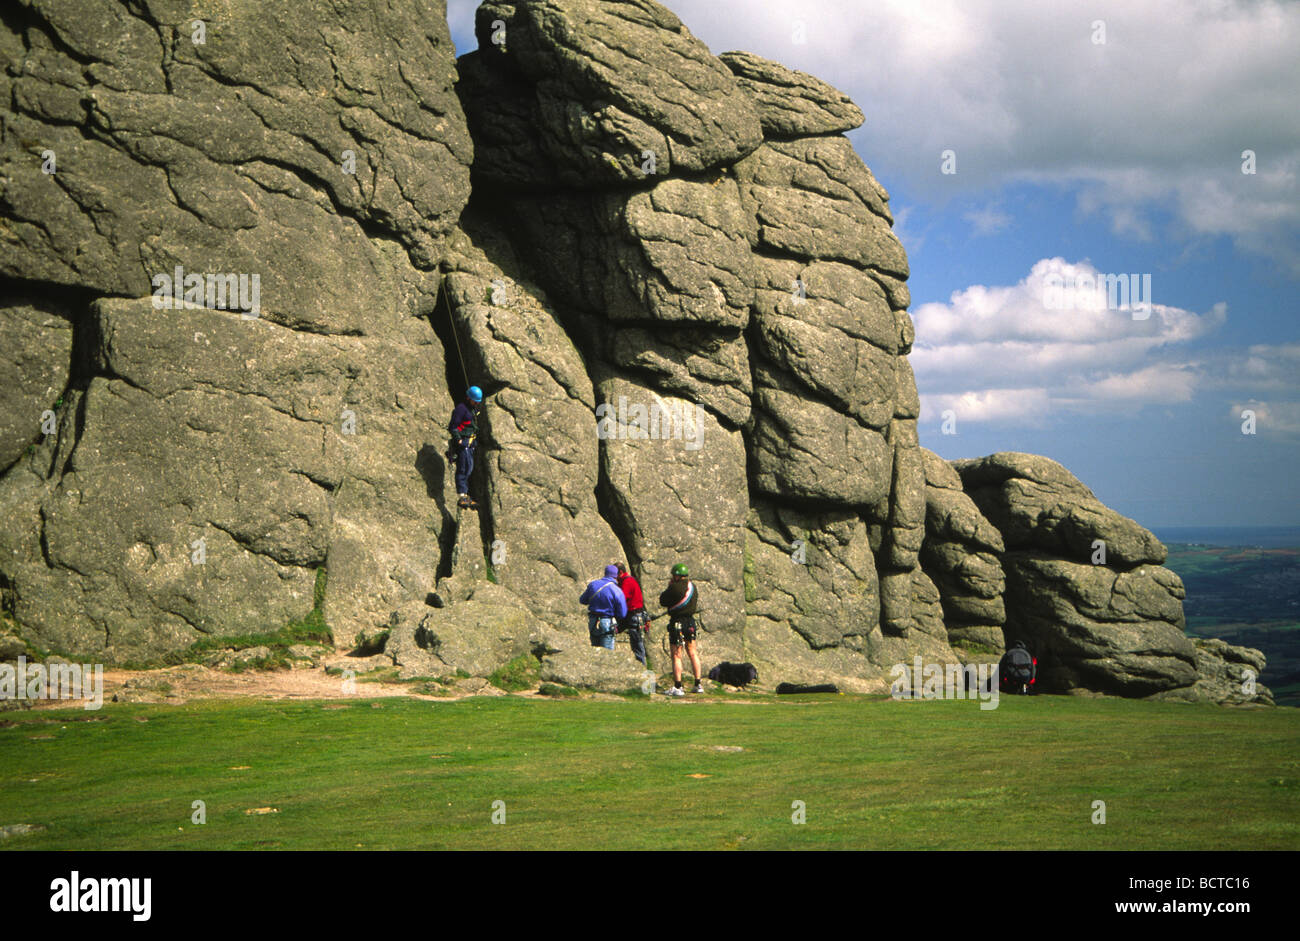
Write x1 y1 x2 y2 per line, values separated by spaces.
0 0 1266 704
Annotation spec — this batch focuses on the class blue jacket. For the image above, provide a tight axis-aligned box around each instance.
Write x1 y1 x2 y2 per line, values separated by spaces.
580 577 628 619
449 402 478 444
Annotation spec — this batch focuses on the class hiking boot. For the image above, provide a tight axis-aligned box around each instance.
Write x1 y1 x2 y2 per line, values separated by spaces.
457 494 478 510
692 682 704 694
664 686 685 697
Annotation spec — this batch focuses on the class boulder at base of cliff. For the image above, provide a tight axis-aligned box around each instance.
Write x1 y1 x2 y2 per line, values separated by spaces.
531 627 655 694
953 452 1166 567
383 584 533 679
919 449 1006 651
1147 638 1274 706
1001 552 1197 696
741 501 892 693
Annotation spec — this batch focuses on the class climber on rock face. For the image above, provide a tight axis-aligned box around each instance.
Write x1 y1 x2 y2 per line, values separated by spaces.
659 563 704 696
579 564 628 650
449 386 483 509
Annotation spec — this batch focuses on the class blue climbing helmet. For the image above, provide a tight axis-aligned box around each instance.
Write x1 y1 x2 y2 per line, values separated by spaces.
467 386 483 403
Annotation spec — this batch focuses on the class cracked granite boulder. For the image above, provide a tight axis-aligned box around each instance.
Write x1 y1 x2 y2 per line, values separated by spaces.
953 452 1167 567
741 501 889 692
734 137 905 277
0 295 453 659
505 177 757 329
469 0 763 184
1147 638 1274 706
873 567 967 668
383 584 533 679
598 324 752 427
1 298 334 658
2 0 1230 703
596 373 749 651
723 47 926 649
954 453 1195 695
716 51 865 139
2 0 471 329
0 0 471 659
919 449 1006 650
0 290 75 470
999 552 1197 696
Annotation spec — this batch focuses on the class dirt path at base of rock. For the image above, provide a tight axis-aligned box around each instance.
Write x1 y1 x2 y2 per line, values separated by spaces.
7 657 782 710
13 659 479 709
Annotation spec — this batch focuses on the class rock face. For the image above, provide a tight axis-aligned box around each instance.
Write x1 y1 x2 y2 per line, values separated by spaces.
951 452 1265 703
385 585 532 679
0 293 75 471
2 0 470 324
1 0 470 659
999 553 1196 695
716 52 865 139
0 0 1261 703
953 452 1166 567
450 0 941 689
440 212 626 631
1148 638 1274 706
465 0 762 185
742 502 888 692
598 373 750 650
919 449 1005 650
956 453 1190 696
533 627 656 694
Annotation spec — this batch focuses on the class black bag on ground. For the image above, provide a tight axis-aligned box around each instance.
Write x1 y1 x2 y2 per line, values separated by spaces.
708 662 758 687
999 641 1037 694
776 682 839 695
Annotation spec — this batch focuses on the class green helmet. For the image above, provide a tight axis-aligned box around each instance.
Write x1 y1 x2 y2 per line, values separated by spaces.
672 563 689 577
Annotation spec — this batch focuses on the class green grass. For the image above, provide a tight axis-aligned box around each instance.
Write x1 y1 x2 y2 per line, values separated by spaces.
1 694 1296 850
488 655 540 692
951 640 1002 658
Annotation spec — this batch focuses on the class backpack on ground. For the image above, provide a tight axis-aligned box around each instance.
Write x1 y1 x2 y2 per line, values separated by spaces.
708 662 758 687
999 641 1037 694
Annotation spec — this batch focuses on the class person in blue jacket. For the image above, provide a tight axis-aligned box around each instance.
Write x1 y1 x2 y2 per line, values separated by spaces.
579 564 628 650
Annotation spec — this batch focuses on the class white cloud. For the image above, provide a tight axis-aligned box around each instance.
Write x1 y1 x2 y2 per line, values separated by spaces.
1070 364 1198 404
910 258 1300 426
1207 343 1300 396
963 206 1011 236
919 388 1051 426
910 258 1230 423
655 0 1300 269
1230 400 1300 436
914 256 1222 346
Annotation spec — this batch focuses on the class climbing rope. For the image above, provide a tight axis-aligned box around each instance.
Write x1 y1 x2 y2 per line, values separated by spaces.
437 277 471 391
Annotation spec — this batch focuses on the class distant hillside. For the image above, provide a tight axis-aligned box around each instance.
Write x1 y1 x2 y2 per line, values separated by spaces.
1163 543 1300 706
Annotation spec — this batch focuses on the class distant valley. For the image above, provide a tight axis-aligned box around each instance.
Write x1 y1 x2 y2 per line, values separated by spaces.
1162 541 1300 706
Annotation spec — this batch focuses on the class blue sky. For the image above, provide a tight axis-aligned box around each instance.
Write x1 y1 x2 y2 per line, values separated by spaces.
445 0 1299 527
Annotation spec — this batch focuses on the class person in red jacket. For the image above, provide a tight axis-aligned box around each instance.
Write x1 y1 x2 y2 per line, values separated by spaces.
615 562 649 666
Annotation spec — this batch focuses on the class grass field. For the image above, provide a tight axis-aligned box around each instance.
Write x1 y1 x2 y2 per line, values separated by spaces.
2 693 1298 850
